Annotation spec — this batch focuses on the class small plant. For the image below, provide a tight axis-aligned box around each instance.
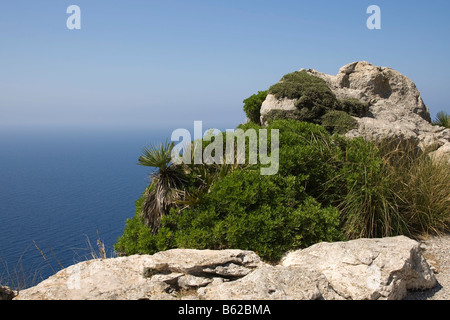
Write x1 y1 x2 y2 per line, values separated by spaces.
432 111 450 128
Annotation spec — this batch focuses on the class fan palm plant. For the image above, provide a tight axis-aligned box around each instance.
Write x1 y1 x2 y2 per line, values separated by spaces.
138 135 250 234
138 141 188 234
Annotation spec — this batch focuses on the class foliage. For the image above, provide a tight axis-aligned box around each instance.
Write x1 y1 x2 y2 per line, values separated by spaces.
336 98 370 117
116 170 344 261
243 91 268 124
321 110 358 134
336 138 405 238
117 113 450 260
381 140 450 236
337 138 450 239
264 71 369 129
115 194 153 255
262 109 307 124
268 71 339 123
266 120 345 205
432 111 450 128
137 141 188 234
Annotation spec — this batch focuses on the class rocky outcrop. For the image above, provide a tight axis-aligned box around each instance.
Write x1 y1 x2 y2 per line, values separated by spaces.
260 61 450 159
281 236 436 300
14 236 436 300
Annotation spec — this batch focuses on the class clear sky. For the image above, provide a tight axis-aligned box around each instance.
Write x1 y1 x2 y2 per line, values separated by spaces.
1 0 449 130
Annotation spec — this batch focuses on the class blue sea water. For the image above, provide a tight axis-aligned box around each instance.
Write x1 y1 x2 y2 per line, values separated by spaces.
0 126 171 289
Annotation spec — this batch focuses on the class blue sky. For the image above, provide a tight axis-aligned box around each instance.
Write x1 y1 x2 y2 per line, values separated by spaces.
0 0 449 130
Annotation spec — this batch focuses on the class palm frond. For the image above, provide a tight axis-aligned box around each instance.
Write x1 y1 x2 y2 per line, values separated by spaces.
138 141 175 170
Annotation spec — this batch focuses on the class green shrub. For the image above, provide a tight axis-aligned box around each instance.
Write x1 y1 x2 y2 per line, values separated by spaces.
337 98 370 117
114 194 154 255
321 110 358 134
265 71 368 127
268 71 339 124
119 170 344 261
262 109 307 124
266 120 345 205
116 117 450 260
243 91 268 124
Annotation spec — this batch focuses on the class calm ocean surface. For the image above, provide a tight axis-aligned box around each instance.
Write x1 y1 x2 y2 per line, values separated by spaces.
0 126 172 288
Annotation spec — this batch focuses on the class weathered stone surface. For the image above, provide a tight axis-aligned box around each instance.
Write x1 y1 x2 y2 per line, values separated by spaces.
308 61 431 122
143 249 263 277
14 237 437 300
14 255 174 300
177 274 213 290
281 236 437 300
260 61 450 159
14 249 262 300
198 265 342 300
260 94 296 121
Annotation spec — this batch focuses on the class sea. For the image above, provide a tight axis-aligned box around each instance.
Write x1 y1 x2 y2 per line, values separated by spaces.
0 126 173 289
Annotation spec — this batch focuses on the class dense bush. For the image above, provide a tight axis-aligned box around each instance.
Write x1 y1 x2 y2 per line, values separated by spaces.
243 91 268 124
268 71 339 123
115 120 348 260
261 71 369 132
321 110 358 134
262 109 308 124
116 169 344 261
337 98 370 117
116 118 450 261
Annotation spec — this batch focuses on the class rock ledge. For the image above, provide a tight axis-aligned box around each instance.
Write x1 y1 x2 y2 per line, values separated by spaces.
13 236 436 300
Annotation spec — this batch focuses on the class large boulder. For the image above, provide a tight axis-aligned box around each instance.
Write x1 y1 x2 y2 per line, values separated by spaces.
281 236 436 300
260 61 450 159
14 249 262 300
197 265 343 300
14 236 437 300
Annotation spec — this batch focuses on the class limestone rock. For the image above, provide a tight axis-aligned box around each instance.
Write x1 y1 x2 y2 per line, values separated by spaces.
14 255 174 300
198 265 342 300
260 94 296 121
260 61 450 159
311 62 450 158
143 249 262 277
14 249 261 300
308 61 430 122
14 237 437 300
281 236 437 300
